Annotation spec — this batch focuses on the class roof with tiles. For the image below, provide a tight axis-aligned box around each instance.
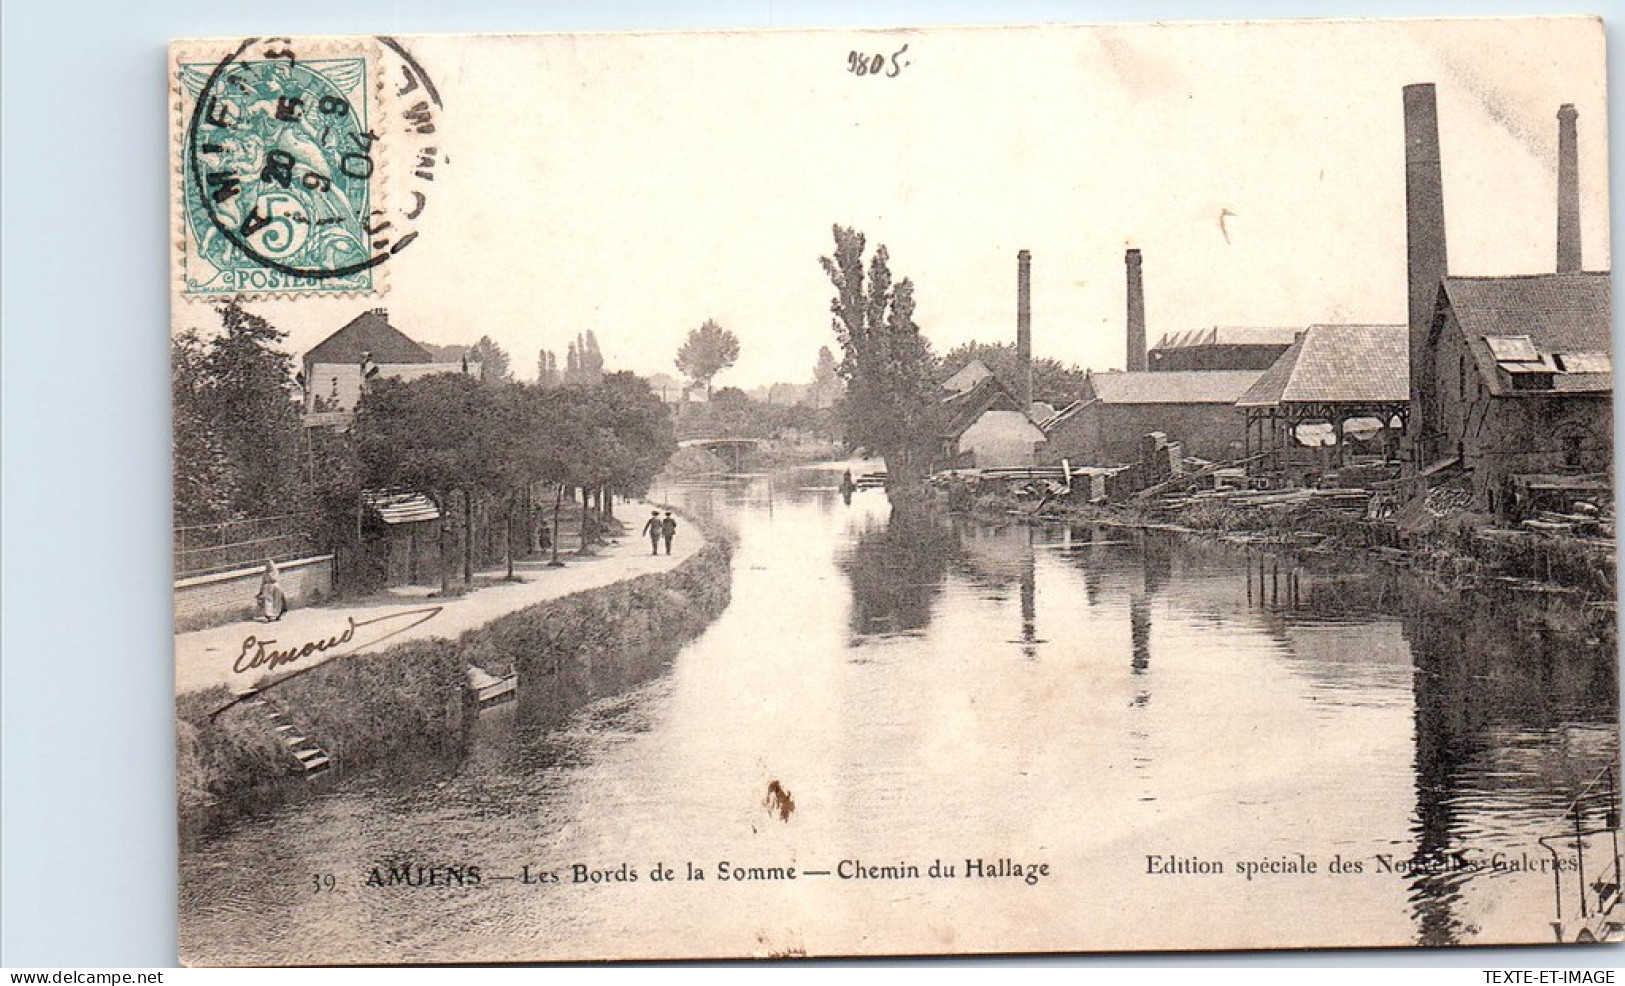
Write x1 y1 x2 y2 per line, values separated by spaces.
937 373 1024 438
1237 324 1409 408
1085 369 1264 405
305 309 436 368
1442 274 1611 397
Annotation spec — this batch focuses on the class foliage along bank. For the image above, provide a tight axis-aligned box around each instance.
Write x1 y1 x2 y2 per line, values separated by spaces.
174 302 679 599
177 529 735 842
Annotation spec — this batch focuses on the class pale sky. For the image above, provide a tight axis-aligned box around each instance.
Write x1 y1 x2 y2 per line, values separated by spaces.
175 17 1610 390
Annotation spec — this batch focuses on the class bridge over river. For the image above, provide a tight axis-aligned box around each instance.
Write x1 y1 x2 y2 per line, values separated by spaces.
676 436 761 471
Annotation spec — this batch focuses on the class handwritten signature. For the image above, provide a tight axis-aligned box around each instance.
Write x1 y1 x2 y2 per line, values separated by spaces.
233 606 443 676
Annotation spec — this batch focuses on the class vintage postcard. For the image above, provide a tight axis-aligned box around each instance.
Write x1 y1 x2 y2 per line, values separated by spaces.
171 18 1619 964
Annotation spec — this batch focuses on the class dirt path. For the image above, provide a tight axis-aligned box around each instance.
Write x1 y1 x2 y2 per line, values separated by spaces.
174 502 701 696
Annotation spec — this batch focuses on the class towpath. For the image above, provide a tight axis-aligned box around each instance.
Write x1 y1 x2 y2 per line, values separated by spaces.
174 502 702 697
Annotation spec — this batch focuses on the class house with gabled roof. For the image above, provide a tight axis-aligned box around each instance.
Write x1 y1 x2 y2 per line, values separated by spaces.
1398 88 1612 518
301 308 478 413
304 308 435 373
1416 272 1611 515
933 370 1047 471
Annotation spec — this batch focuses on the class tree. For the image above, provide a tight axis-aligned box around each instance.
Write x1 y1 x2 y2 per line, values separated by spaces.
493 383 563 576
537 348 560 387
499 383 583 567
171 304 304 523
820 225 937 508
171 328 239 526
353 372 503 592
581 331 605 380
563 332 604 386
465 335 513 385
592 371 677 501
937 341 1088 405
554 372 675 551
676 319 740 398
810 345 841 409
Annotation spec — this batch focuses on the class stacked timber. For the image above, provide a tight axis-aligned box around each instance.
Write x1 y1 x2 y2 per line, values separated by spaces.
1160 486 1373 515
1522 509 1607 537
976 466 1069 482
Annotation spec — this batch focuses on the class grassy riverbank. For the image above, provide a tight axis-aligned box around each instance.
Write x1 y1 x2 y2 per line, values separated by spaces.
177 529 735 839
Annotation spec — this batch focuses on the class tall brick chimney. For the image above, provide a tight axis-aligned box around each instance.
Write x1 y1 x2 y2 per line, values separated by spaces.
1125 249 1146 372
1016 249 1033 409
1403 83 1448 450
1557 103 1581 273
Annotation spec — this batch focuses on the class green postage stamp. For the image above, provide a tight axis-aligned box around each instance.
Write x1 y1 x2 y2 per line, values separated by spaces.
172 36 440 297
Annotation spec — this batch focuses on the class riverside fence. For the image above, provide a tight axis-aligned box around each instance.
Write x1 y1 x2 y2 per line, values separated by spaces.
174 513 323 580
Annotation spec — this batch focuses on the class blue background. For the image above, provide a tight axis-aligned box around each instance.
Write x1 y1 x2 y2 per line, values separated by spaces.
2 0 1620 969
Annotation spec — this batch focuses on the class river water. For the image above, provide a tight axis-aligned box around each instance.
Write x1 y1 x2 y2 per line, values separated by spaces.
179 462 1619 963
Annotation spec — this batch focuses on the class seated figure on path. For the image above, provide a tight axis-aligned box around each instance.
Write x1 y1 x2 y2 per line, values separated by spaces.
256 560 286 622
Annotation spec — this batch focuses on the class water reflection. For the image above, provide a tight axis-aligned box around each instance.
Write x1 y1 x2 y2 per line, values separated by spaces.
1403 595 1617 945
179 468 1618 962
839 512 958 640
864 514 1616 947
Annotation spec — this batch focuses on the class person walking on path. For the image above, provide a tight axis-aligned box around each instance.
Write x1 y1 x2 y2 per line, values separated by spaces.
660 512 678 556
640 510 662 555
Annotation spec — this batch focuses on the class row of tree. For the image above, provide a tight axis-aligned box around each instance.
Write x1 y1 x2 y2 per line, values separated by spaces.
675 386 837 443
353 369 674 591
174 304 677 594
424 337 514 385
538 331 606 388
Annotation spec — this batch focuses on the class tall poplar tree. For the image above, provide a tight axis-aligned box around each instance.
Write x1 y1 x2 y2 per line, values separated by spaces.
819 225 937 508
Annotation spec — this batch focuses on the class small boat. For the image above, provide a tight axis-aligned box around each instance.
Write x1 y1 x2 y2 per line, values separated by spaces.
467 664 518 710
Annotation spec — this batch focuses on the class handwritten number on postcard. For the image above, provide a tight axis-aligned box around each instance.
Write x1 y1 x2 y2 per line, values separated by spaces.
847 44 909 78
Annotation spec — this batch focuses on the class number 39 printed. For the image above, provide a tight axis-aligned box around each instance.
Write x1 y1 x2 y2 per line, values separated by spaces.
847 44 910 78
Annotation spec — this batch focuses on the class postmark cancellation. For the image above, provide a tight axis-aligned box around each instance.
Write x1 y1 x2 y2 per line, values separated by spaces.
171 36 439 299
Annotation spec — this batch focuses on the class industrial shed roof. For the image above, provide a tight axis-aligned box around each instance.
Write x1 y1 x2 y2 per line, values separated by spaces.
1085 369 1263 405
1237 324 1408 408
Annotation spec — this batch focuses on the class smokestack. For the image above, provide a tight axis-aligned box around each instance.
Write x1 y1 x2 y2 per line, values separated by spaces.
1557 103 1581 273
1016 249 1033 409
1403 83 1448 440
1125 249 1146 372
